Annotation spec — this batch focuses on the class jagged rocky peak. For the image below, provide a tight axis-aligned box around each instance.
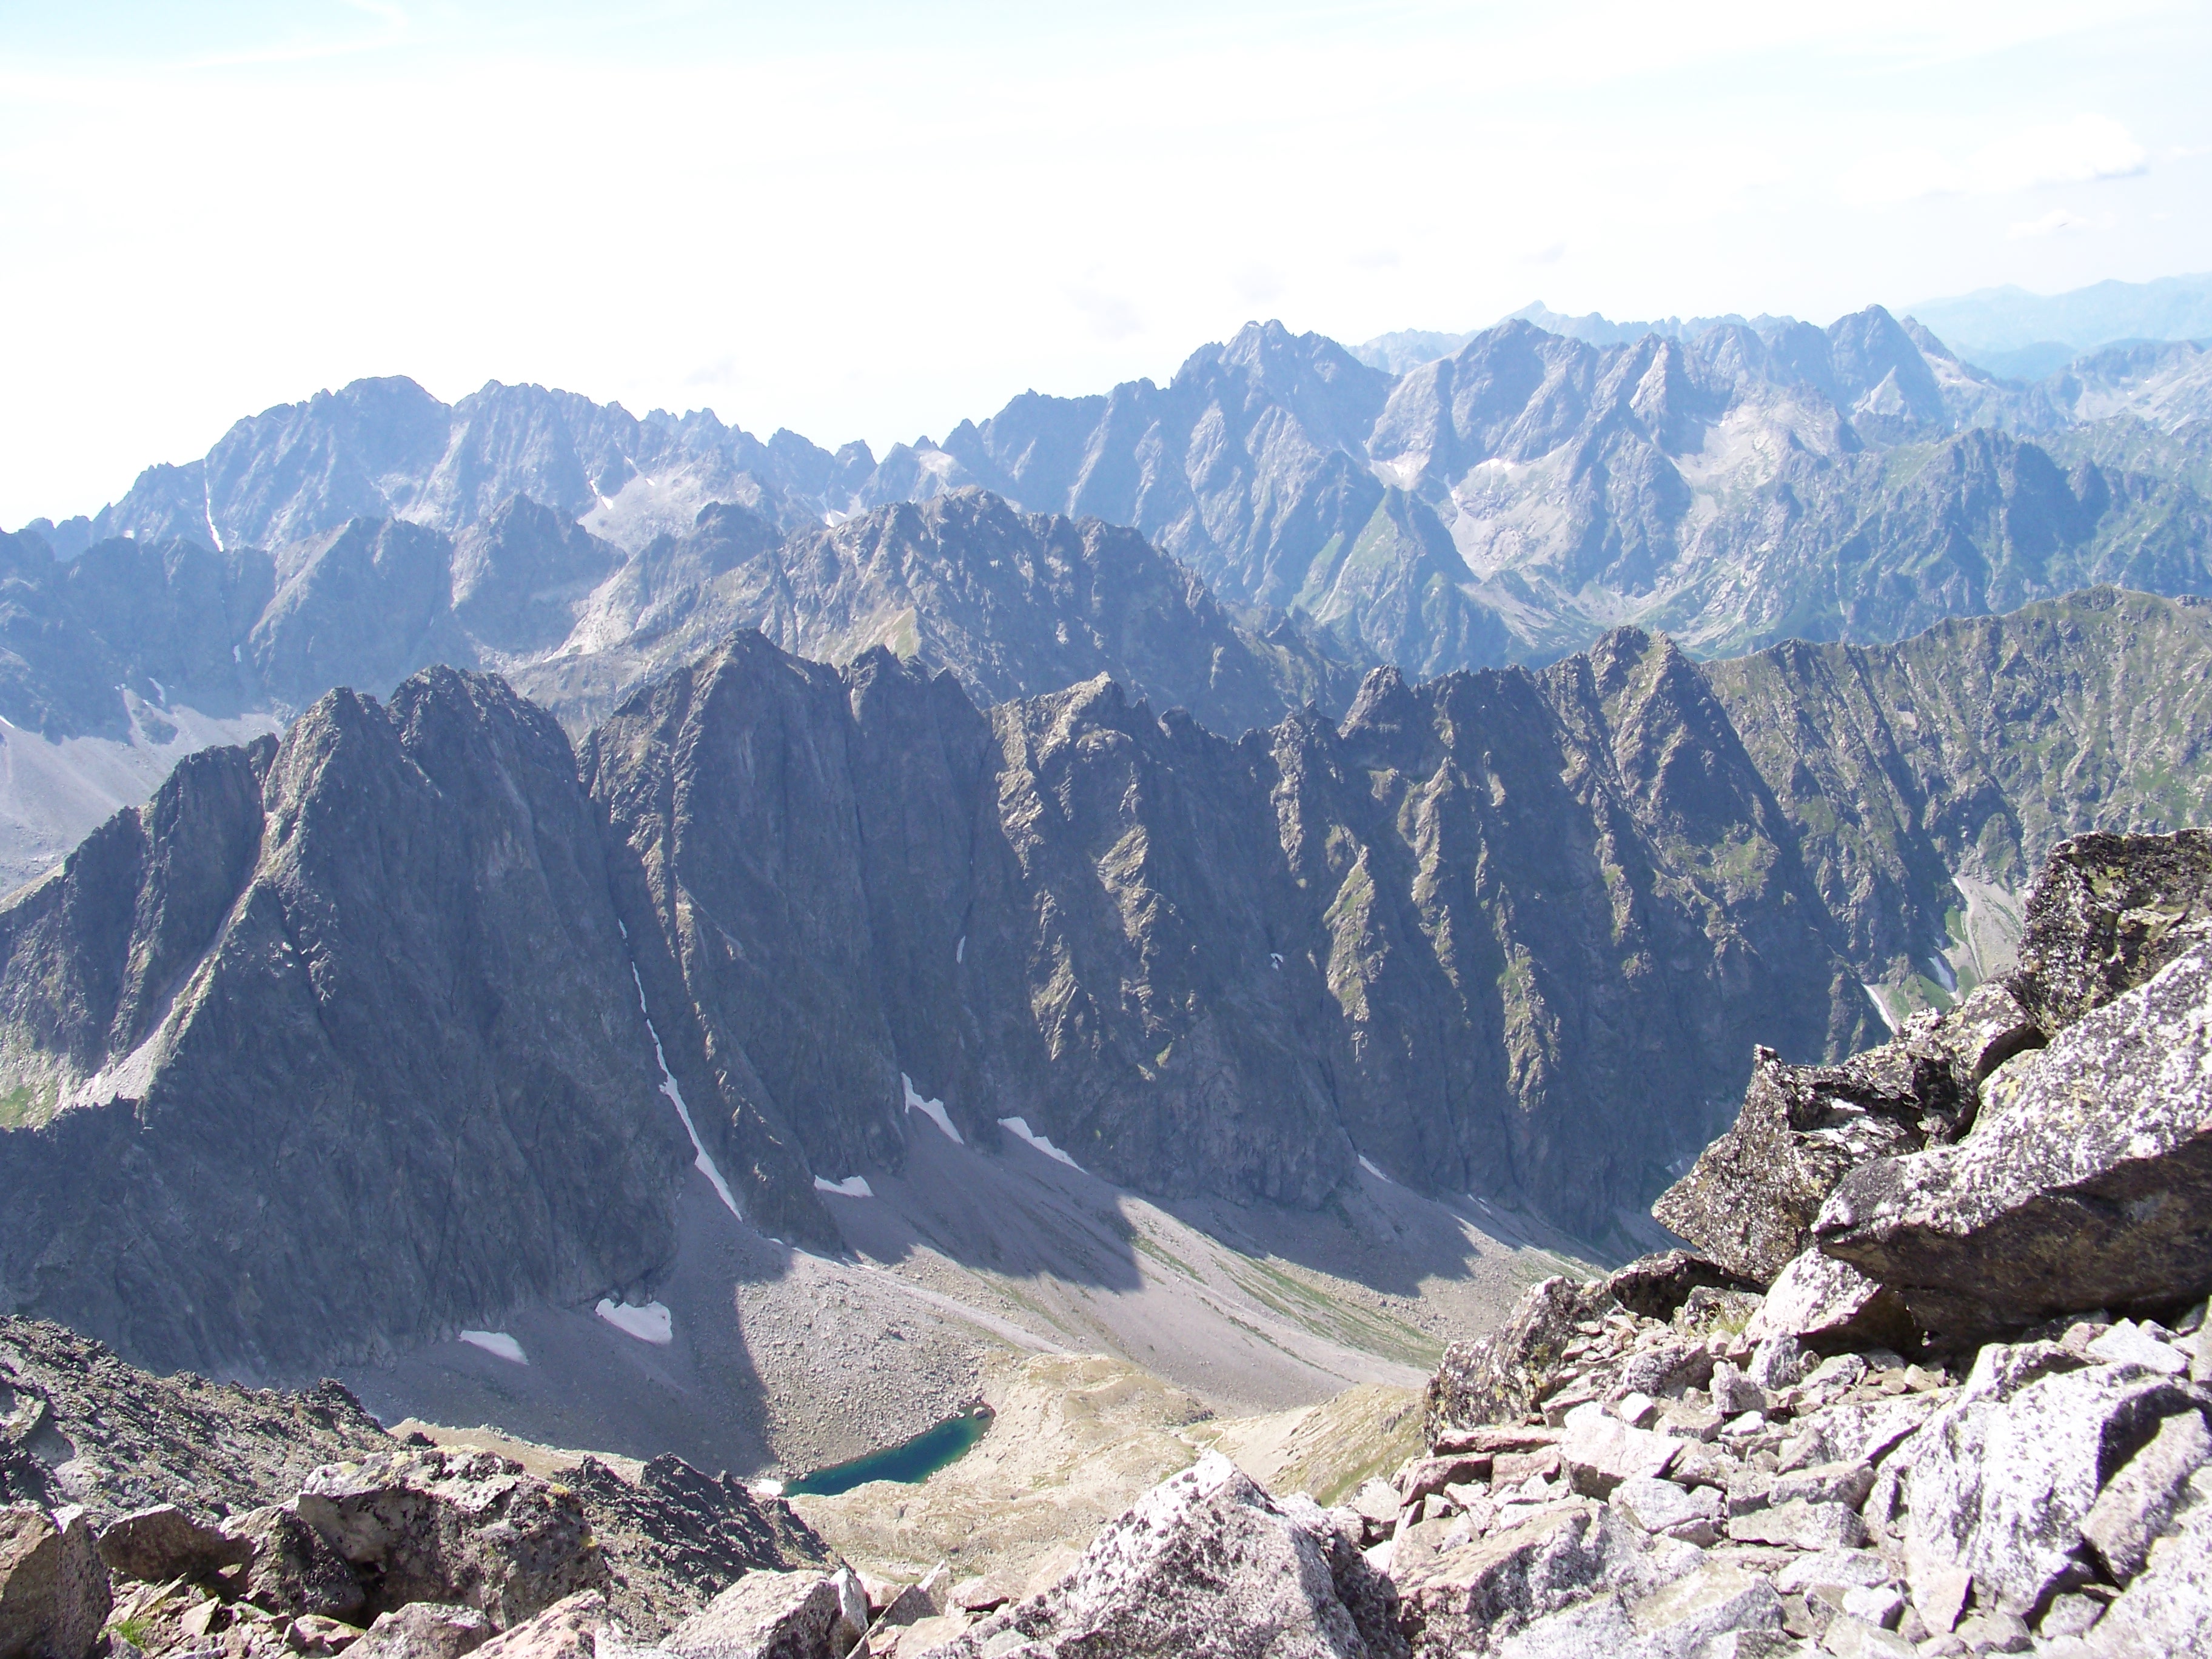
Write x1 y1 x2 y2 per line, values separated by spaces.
0 665 690 1373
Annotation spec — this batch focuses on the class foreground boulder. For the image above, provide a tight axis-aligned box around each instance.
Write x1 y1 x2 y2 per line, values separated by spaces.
2007 827 2212 1032
666 1568 867 1659
932 1452 1405 1658
94 1504 252 1586
295 1450 605 1627
1865 1338 2211 1615
1649 985 2031 1285
0 1507 109 1659
1817 941 2212 1336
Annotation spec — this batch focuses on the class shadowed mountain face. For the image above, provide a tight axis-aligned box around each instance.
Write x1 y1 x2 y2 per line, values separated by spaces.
0 670 691 1373
0 589 2206 1379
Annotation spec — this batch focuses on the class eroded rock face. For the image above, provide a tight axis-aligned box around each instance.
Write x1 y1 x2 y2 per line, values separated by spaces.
666 1568 865 1659
94 1505 251 1586
0 671 691 1375
0 1506 110 1659
933 1452 1404 1658
1816 942 2212 1336
293 1450 605 1629
1648 1019 1992 1286
2008 828 2212 1032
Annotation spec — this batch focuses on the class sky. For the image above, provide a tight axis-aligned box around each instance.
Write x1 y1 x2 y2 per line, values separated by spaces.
2 0 2209 527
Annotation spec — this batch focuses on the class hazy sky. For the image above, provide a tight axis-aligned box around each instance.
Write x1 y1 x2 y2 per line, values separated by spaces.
4 0 2208 526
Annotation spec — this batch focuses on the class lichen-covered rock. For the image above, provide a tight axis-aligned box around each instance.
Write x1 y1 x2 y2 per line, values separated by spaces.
347 1601 496 1659
1741 1252 1915 1355
933 1452 1406 1658
1815 942 2212 1338
94 1506 252 1586
666 1569 865 1659
0 1506 110 1659
1426 1279 1613 1442
1878 1342 2208 1615
2008 828 2212 1032
1649 1036 1972 1287
225 1504 366 1622
294 1450 603 1629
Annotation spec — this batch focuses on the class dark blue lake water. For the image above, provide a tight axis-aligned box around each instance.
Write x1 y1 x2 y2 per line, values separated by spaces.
783 1404 994 1497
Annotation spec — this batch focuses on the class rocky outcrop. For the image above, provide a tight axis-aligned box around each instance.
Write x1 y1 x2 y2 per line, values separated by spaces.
1657 830 2211 1330
1816 940 2212 1335
3 1322 827 1653
2007 826 2212 1030
0 1506 109 1659
0 669 692 1373
1651 980 2039 1284
928 1452 1404 1658
293 1450 605 1628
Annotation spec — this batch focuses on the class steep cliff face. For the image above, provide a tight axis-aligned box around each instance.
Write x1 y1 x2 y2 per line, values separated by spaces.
1706 588 2212 984
583 628 1862 1250
0 669 688 1373
0 592 2207 1379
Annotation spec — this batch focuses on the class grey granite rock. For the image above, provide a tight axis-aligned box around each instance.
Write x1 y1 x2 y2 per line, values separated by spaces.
1817 942 2212 1337
2080 1407 2211 1581
293 1449 605 1629
0 1506 109 1659
93 1506 250 1586
1881 1344 2207 1615
931 1452 1404 1658
667 1570 862 1659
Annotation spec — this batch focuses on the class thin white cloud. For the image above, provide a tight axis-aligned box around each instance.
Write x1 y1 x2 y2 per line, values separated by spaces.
2008 209 2091 238
1840 115 2148 205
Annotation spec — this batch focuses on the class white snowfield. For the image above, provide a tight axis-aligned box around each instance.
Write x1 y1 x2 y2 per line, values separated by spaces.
903 1074 963 1144
997 1116 1081 1170
1358 1154 1393 1184
631 964 743 1219
813 1174 874 1198
594 1298 674 1344
458 1330 527 1364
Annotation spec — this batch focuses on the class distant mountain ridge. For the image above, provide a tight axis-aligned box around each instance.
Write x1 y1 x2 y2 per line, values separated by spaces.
0 586 2207 1379
7 297 2212 899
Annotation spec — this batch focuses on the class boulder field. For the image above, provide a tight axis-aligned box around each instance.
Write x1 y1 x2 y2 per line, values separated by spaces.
2 830 2208 1658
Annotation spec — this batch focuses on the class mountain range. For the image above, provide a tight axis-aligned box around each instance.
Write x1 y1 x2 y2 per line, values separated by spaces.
0 292 2209 1387
1 585 2207 1383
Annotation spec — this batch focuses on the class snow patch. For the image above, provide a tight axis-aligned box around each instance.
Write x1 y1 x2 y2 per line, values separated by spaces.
1863 984 1900 1035
594 1299 673 1344
813 1174 874 1198
902 1074 962 1144
998 1116 1081 1170
1270 952 1284 970
1358 1154 1393 1185
459 1330 527 1364
630 965 743 1219
1927 954 1958 996
956 935 966 964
